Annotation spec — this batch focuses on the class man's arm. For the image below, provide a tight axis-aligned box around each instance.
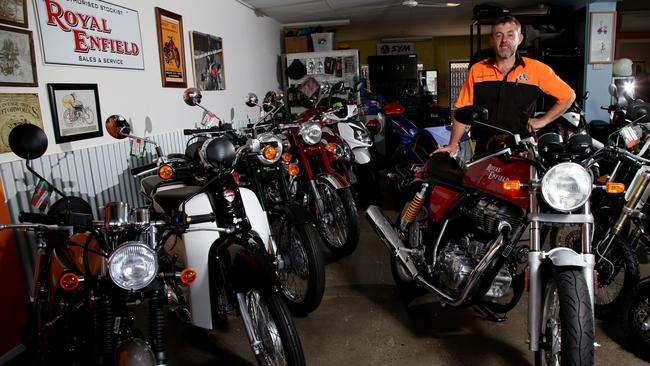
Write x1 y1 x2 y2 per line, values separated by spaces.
434 118 467 156
528 92 575 131
530 60 576 131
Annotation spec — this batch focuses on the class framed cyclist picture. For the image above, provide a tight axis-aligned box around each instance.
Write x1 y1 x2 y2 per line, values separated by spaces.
47 83 103 143
155 7 186 88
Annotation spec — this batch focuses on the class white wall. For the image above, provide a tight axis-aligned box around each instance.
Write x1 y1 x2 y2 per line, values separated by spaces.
0 0 281 164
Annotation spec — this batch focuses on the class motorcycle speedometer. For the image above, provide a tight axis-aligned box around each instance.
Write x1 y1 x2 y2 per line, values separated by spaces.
541 162 592 212
108 242 158 291
298 121 322 145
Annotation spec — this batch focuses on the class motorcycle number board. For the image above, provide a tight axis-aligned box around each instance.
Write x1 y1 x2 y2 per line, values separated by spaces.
34 0 144 70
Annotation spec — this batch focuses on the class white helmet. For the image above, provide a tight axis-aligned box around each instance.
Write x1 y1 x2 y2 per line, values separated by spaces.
613 58 633 77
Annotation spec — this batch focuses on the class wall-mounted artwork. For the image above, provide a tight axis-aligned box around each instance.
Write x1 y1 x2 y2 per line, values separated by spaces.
0 25 37 86
0 0 27 28
47 83 103 143
190 31 225 91
34 0 144 70
155 7 186 88
0 93 43 153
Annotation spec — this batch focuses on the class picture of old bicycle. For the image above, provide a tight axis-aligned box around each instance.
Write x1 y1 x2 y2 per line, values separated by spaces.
61 93 93 127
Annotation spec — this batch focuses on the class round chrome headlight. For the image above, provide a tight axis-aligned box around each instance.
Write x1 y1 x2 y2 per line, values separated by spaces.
256 133 283 165
541 162 592 212
108 242 158 291
298 121 322 145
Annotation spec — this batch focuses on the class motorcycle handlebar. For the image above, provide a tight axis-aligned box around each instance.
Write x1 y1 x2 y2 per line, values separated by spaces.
187 213 216 224
131 162 158 176
19 211 61 225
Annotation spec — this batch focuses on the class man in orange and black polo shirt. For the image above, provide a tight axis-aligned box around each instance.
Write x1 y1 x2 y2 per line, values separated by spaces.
437 15 575 155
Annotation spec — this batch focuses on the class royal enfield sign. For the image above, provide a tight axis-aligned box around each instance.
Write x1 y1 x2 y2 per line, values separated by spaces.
34 0 144 70
377 42 413 56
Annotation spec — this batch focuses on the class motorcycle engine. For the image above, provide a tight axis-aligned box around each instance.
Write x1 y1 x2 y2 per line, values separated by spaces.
436 236 487 294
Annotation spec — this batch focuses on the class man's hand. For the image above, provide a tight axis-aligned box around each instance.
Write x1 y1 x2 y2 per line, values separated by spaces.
528 117 548 132
433 144 458 157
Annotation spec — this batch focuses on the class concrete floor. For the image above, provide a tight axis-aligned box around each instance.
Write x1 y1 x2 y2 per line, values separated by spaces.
164 207 650 366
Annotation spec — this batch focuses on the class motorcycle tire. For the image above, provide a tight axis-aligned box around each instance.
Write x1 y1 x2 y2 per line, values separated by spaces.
242 289 306 366
622 280 650 362
551 227 640 320
313 182 359 257
535 266 594 366
272 216 326 317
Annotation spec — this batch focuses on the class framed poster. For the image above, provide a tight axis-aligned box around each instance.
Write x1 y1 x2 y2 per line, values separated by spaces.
0 25 37 86
190 31 225 91
47 84 103 143
588 12 616 64
0 93 43 153
155 7 186 88
0 0 27 28
34 0 144 70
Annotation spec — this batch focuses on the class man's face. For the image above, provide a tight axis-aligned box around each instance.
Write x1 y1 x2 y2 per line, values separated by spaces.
491 22 523 60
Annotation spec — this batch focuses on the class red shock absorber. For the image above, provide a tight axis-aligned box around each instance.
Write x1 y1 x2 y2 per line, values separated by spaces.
399 183 429 238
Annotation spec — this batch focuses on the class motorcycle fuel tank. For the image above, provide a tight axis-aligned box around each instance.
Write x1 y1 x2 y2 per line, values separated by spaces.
462 154 530 210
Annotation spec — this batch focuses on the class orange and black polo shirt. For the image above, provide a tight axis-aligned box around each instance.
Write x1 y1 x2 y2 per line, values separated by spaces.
455 55 574 150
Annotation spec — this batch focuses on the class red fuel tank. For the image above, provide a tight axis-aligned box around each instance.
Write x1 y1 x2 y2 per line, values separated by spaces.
462 155 530 209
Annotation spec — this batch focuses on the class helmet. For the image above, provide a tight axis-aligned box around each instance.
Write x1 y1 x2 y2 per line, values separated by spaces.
613 58 633 77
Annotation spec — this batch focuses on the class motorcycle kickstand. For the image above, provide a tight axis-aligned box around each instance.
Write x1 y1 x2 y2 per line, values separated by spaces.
473 305 508 322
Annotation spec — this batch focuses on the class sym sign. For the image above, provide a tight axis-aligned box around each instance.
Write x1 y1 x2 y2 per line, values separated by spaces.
34 0 144 70
377 42 413 56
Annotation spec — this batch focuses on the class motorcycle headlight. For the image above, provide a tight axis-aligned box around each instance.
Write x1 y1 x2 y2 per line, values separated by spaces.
108 242 158 291
541 162 592 212
256 133 283 165
299 121 322 145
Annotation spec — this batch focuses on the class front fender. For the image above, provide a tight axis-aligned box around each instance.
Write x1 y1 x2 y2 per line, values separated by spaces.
353 148 372 164
317 172 349 189
544 247 592 268
272 202 312 225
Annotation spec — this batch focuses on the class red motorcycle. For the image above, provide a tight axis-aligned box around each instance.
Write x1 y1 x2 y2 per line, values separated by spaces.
367 106 611 365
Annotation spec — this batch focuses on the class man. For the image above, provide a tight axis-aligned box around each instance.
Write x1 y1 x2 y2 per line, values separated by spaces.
206 62 223 90
437 15 575 156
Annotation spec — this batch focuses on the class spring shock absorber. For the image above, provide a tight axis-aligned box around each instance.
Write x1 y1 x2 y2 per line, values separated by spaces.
149 290 167 366
99 295 115 365
399 183 429 239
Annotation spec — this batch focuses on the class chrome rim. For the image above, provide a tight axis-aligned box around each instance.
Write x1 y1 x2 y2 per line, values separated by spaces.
273 220 309 303
632 293 650 343
246 290 287 366
540 280 562 366
316 183 348 248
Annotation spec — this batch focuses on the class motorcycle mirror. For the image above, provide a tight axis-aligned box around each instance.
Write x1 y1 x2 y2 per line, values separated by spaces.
454 106 488 126
246 93 259 107
105 115 131 139
183 88 202 106
608 83 618 98
8 123 47 160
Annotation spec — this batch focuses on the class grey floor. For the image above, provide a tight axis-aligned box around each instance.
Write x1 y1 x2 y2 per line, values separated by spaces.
165 207 650 366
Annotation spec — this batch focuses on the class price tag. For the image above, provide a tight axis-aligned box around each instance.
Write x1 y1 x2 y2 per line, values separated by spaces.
130 137 145 158
620 125 640 148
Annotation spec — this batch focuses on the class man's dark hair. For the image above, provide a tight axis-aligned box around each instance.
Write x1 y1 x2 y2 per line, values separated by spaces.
492 15 521 33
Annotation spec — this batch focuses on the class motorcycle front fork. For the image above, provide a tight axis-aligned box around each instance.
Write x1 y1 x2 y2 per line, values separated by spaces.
236 292 265 360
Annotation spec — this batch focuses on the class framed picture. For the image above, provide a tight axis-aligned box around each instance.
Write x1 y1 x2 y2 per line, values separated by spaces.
0 0 27 28
0 93 43 153
190 31 225 91
47 84 103 143
588 12 616 64
155 7 187 88
0 25 37 86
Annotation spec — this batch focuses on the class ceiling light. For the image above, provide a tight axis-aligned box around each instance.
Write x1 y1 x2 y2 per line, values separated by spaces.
282 19 350 28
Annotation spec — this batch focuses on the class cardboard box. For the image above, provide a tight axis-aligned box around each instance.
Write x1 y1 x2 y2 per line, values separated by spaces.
284 36 309 53
311 32 335 52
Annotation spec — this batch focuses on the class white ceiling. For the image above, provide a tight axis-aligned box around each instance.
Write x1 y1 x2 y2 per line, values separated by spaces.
239 0 592 40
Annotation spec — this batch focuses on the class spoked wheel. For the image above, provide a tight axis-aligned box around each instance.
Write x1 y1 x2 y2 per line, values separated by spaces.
313 182 359 256
243 290 305 366
535 266 594 366
271 214 325 317
622 280 650 362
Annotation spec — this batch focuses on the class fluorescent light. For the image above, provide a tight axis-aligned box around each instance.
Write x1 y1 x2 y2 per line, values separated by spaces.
282 19 350 28
380 36 432 42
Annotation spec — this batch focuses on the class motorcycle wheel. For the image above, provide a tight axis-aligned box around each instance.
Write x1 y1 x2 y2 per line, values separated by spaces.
82 108 93 125
243 289 306 366
551 227 640 320
535 266 594 366
622 280 650 362
174 49 181 68
271 215 326 317
313 182 359 256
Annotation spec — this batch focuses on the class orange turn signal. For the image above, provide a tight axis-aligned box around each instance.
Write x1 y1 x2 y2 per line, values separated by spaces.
232 170 240 185
262 145 277 160
287 164 299 177
503 180 521 191
180 268 197 285
60 273 80 291
158 164 174 180
326 143 337 153
597 175 609 184
281 152 292 163
606 182 625 194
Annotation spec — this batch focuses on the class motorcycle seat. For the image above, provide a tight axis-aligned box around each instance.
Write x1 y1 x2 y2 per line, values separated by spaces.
153 186 202 212
424 153 465 186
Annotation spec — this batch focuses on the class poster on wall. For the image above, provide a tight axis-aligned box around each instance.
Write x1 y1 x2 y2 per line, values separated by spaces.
34 0 144 70
0 0 28 28
0 25 37 86
155 7 186 88
0 93 43 154
47 83 102 143
190 31 225 91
